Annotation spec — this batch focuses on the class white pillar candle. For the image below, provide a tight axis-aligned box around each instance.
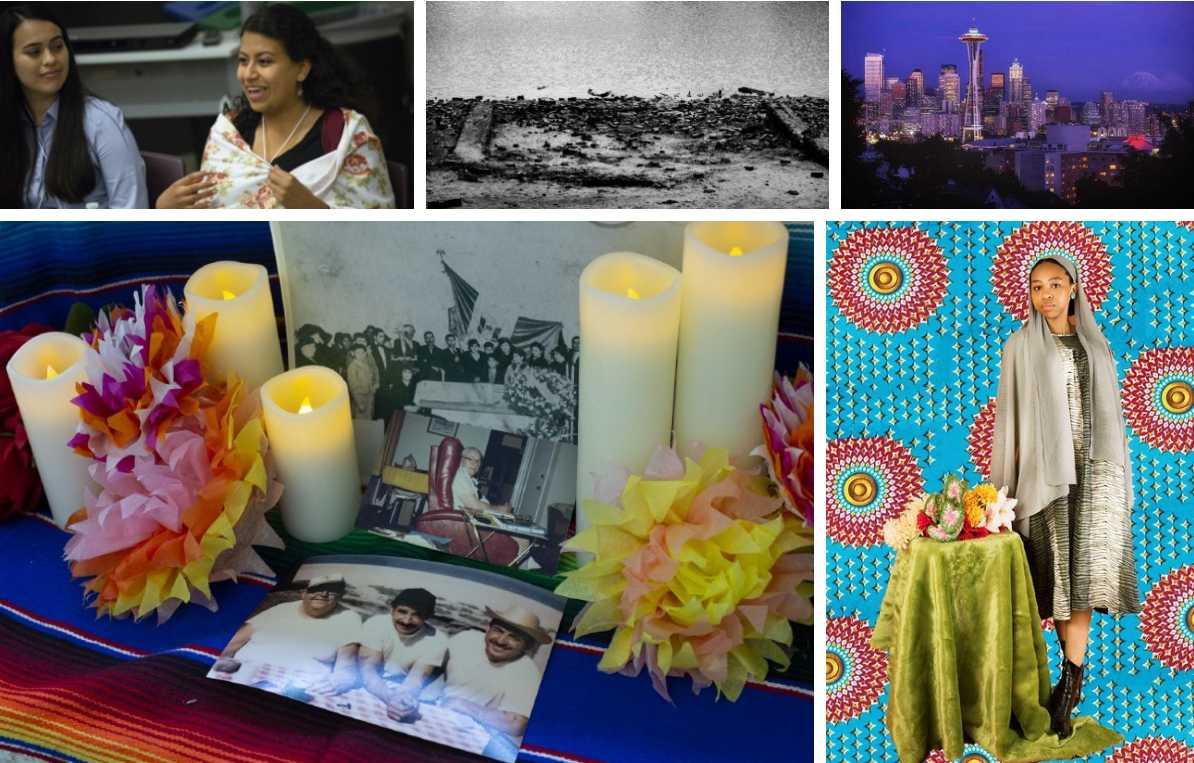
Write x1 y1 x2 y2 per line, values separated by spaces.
577 252 682 529
4 332 95 527
184 261 283 391
674 222 788 461
260 366 359 543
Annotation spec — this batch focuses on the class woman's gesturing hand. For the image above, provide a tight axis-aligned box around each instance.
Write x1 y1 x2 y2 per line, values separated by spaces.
155 172 219 209
267 166 328 209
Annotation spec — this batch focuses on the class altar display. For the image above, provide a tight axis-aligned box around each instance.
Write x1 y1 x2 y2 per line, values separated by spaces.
826 221 1194 761
0 221 814 762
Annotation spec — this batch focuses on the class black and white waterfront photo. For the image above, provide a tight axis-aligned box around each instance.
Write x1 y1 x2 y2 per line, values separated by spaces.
426 1 829 209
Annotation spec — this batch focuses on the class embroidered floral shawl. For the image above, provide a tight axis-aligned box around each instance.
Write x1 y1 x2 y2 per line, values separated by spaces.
199 108 396 209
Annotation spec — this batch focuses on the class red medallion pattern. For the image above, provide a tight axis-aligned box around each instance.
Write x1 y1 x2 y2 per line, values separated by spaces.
992 222 1112 321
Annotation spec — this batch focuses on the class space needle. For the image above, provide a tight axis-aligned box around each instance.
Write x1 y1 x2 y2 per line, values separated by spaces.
959 25 988 142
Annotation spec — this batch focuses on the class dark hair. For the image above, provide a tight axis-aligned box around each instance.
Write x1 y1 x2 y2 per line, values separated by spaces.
390 588 436 619
1 5 96 207
1029 257 1077 317
232 3 365 121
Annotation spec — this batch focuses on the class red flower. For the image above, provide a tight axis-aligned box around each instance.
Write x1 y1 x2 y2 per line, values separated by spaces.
0 325 53 522
958 525 992 541
916 511 931 531
343 153 370 176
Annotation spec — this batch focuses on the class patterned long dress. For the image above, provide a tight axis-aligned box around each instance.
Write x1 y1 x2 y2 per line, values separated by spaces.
1027 333 1141 621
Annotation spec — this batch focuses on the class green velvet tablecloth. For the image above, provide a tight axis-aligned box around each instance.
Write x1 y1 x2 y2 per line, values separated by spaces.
871 533 1121 762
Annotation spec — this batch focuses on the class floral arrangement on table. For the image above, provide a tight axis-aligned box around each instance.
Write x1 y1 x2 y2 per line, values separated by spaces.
0 325 53 522
558 370 814 702
503 365 577 441
64 286 283 622
883 473 1017 551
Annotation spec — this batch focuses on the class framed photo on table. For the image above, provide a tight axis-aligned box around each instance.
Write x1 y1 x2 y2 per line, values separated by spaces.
208 555 566 763
427 416 459 437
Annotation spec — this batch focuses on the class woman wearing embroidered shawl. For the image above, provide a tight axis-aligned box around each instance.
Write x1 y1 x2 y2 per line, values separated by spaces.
990 256 1139 739
156 4 394 210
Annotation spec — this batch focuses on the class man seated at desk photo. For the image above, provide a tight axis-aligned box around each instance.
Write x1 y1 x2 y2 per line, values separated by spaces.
452 447 513 516
358 588 449 722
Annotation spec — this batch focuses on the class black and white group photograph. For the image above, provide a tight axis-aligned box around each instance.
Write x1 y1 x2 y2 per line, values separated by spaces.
209 556 566 763
356 411 578 575
426 1 829 208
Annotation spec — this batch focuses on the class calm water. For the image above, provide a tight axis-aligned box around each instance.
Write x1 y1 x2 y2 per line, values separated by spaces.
428 1 828 99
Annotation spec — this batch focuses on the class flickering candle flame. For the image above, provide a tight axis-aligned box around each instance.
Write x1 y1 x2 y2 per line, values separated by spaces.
221 289 237 300
626 287 641 300
728 246 744 257
45 364 58 380
298 396 314 415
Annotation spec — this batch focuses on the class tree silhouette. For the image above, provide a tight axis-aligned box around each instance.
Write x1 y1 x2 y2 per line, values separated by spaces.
841 72 880 207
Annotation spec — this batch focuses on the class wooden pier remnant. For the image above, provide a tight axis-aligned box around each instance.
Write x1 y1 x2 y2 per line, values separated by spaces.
767 101 829 167
453 101 495 163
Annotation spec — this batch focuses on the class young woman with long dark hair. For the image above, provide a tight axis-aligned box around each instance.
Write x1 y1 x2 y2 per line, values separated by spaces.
158 3 394 209
0 5 147 208
991 257 1140 739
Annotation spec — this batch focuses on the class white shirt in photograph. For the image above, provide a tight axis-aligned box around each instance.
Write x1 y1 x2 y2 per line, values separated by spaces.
361 614 449 677
235 600 362 674
442 628 541 717
452 467 484 511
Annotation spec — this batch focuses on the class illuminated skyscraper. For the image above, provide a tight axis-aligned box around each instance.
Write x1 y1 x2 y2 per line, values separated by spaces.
990 72 1005 102
1008 58 1024 103
885 76 903 103
865 53 884 103
939 64 960 111
908 69 924 107
1124 100 1148 134
959 26 988 142
1101 91 1114 124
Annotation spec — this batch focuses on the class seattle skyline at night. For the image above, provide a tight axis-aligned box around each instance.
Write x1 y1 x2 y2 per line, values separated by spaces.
844 1 1194 104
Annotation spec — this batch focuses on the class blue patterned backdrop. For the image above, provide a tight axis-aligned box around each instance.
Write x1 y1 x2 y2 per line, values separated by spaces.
825 221 1194 762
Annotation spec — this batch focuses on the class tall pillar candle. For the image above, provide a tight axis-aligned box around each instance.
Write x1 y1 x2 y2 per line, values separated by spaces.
184 261 283 390
577 252 682 530
4 332 94 527
260 366 359 542
674 222 788 461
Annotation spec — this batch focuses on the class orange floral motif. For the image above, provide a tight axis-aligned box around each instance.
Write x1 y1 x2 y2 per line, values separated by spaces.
343 153 370 176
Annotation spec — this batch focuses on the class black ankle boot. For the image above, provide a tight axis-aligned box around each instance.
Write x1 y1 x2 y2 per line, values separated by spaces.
1049 659 1084 738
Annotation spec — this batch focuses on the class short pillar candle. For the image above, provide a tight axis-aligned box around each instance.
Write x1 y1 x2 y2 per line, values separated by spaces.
4 332 95 527
260 366 360 543
184 261 283 390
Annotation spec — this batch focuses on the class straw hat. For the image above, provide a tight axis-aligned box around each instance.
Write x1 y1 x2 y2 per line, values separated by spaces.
485 605 553 645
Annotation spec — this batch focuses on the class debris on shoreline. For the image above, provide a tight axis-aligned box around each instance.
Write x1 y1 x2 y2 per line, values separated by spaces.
427 91 829 209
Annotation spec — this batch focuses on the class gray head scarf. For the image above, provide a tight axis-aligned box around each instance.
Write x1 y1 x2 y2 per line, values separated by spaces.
990 256 1131 529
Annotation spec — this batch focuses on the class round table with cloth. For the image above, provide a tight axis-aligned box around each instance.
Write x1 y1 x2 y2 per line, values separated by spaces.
871 532 1121 762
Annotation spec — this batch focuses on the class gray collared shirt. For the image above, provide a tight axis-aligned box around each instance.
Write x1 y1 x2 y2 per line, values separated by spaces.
24 97 148 209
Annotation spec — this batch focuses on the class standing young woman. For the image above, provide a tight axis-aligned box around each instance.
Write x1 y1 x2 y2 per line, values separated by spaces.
158 3 394 209
990 257 1140 739
0 5 147 208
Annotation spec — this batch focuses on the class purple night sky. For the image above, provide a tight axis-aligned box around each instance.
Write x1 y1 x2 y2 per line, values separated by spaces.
843 1 1194 104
